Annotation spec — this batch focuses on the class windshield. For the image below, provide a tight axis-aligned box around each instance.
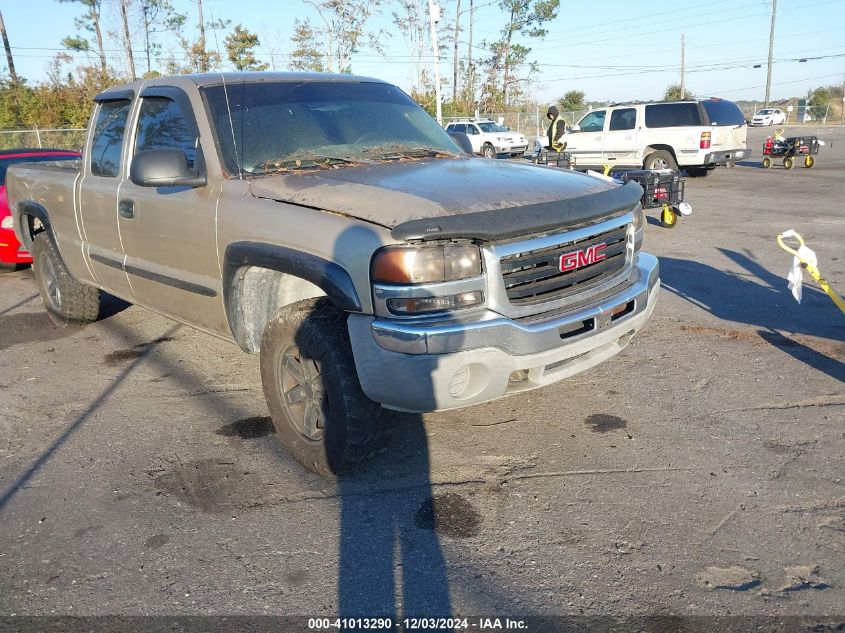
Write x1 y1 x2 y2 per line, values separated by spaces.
202 81 461 175
478 122 509 133
757 109 773 115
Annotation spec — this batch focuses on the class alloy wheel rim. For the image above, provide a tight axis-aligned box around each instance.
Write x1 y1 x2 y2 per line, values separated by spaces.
278 344 325 442
39 253 61 309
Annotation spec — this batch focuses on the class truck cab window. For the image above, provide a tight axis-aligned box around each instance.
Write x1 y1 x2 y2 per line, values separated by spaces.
135 97 197 167
577 110 606 132
90 100 131 177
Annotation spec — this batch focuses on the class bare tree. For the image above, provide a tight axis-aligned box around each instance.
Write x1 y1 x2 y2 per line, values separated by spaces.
59 0 108 77
119 0 136 80
0 10 18 83
302 0 384 74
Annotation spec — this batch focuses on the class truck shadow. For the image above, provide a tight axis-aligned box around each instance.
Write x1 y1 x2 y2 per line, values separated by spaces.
329 225 453 623
660 249 844 381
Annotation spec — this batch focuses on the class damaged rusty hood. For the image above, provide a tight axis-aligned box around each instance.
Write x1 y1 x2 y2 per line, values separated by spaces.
249 158 643 241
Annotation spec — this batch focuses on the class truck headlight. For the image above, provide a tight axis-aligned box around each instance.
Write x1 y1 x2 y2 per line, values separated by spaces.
372 244 482 285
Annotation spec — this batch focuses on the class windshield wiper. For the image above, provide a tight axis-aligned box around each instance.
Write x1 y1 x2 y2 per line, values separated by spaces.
253 154 375 174
362 145 460 160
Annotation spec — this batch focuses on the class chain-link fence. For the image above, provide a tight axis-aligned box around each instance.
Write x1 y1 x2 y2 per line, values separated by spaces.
443 109 591 139
0 128 87 151
738 103 833 125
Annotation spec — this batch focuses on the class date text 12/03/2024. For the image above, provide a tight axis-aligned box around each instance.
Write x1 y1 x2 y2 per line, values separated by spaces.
307 617 528 630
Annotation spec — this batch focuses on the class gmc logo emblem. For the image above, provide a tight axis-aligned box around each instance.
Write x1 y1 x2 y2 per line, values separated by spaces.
560 243 606 272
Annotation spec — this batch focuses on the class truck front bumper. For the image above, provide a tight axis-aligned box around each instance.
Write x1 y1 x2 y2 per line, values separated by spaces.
348 253 659 413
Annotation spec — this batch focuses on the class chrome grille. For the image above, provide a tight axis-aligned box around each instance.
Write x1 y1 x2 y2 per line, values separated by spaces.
500 224 628 305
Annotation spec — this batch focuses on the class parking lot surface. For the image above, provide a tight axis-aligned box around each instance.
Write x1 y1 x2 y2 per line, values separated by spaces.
1 125 843 623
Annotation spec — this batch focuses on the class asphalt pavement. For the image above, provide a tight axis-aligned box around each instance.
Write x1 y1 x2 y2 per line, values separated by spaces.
0 124 843 629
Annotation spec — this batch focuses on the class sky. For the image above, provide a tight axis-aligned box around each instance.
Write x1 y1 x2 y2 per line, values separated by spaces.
1 0 844 107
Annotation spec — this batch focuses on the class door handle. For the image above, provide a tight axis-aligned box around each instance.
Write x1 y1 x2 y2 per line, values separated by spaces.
119 199 135 219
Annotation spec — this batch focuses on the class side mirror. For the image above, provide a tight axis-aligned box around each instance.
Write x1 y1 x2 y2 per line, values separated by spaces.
130 149 206 188
570 124 581 132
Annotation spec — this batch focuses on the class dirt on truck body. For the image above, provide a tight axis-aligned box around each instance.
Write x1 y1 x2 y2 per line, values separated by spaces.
7 72 659 476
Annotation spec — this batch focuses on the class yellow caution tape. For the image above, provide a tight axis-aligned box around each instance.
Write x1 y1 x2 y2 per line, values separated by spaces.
777 231 845 314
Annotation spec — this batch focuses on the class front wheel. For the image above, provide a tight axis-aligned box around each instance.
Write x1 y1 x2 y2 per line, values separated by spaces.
482 143 497 159
762 157 772 169
804 156 815 168
783 157 794 170
643 150 678 171
260 298 388 477
32 232 100 326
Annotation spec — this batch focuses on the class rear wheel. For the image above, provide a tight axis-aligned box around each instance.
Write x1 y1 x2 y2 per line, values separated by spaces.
643 150 678 171
482 143 496 159
783 157 794 170
32 232 100 326
762 157 772 169
260 298 388 477
804 156 815 168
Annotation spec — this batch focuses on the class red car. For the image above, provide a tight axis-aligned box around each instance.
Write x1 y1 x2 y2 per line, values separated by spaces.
1 148 81 271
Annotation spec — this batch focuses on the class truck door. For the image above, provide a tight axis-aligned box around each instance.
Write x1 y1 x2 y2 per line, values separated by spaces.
79 95 136 300
602 108 639 169
117 86 227 333
565 110 605 168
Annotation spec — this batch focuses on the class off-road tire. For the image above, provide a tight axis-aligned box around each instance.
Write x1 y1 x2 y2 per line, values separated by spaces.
260 298 388 477
32 232 100 326
643 150 678 171
482 143 496 159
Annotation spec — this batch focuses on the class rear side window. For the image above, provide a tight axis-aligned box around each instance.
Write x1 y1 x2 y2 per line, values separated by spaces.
90 99 131 177
135 97 197 167
701 100 746 126
644 103 702 128
609 108 636 131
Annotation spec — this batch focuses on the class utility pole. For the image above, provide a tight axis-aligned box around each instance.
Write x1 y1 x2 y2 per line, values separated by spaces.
452 0 461 106
680 33 685 99
0 10 17 83
428 0 442 124
197 0 208 72
468 0 474 111
765 0 777 107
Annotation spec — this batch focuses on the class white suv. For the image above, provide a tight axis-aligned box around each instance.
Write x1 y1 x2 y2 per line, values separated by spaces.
445 119 528 158
534 99 749 175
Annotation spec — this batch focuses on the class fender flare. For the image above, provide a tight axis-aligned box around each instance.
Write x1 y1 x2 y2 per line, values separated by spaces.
222 241 362 350
14 201 54 251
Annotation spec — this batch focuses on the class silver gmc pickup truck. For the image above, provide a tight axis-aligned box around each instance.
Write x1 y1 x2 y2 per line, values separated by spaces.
7 73 659 476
